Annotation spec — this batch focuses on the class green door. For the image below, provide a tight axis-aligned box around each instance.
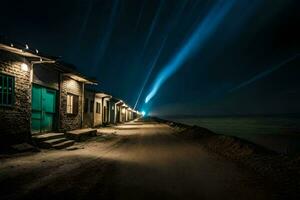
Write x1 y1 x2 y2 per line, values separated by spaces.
31 85 56 133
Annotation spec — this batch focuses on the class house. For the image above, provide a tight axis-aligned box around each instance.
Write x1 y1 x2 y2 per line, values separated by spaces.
121 103 129 122
127 108 135 121
100 93 112 125
108 97 122 124
0 41 97 145
115 100 124 123
82 89 96 128
112 101 139 123
83 90 111 127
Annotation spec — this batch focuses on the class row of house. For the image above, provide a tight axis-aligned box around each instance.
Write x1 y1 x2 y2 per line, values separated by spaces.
0 40 141 146
82 90 139 128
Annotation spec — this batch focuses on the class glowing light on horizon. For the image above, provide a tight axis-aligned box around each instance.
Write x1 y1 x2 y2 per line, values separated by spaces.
145 0 236 103
141 111 146 116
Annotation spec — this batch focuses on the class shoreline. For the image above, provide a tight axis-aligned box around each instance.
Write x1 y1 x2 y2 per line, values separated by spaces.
150 116 300 198
158 115 300 155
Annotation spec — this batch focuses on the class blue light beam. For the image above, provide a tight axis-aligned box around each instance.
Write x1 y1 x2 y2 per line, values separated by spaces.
135 0 146 31
134 36 168 109
134 1 187 109
141 0 165 54
69 0 94 58
229 54 300 92
93 0 120 70
145 0 236 103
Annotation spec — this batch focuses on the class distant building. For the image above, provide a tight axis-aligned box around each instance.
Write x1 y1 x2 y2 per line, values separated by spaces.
121 104 129 122
108 97 122 124
115 100 124 123
83 91 112 127
84 92 140 125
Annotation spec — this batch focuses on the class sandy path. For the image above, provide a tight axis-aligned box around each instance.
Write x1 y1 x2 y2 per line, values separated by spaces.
0 121 277 200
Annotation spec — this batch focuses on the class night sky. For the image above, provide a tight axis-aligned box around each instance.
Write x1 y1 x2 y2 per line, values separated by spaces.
1 0 299 116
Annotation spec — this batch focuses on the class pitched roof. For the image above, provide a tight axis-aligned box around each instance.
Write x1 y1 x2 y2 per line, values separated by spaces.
0 37 97 84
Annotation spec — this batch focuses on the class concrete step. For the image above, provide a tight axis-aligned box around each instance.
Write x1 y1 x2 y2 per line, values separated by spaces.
37 138 68 149
66 128 97 141
53 140 75 149
32 133 65 142
44 138 68 145
33 133 76 149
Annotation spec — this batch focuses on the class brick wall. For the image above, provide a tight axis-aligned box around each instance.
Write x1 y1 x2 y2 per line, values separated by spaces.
0 50 31 144
59 76 83 131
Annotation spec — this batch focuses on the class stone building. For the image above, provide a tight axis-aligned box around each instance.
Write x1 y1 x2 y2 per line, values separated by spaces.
0 44 33 144
0 42 96 145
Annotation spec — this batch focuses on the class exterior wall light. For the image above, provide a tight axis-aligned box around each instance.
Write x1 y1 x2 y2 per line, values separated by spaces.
21 63 29 72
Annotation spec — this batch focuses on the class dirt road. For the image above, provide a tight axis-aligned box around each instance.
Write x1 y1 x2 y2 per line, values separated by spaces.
0 121 278 200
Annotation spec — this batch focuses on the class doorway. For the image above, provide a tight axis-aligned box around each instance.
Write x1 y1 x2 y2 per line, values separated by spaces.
31 84 56 133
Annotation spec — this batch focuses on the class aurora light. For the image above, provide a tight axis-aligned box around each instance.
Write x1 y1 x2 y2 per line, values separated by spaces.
145 0 236 103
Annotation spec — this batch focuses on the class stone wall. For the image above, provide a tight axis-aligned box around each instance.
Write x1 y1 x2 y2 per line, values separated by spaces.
59 76 83 131
0 50 31 145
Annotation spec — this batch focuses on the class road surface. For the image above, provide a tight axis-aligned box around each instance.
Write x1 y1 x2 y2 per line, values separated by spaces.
0 120 278 200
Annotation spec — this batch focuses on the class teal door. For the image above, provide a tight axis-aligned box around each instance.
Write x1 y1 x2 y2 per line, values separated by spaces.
31 85 56 133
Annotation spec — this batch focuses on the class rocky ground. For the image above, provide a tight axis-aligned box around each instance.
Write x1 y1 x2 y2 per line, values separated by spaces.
0 118 299 200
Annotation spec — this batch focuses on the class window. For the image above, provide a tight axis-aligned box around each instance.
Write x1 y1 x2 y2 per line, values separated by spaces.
67 94 78 114
66 94 73 114
84 98 89 113
90 100 94 113
0 73 14 106
96 102 101 114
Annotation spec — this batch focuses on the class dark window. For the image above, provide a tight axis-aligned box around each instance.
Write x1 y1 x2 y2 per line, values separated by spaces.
96 102 101 114
90 100 94 113
84 98 89 113
73 95 79 114
67 93 79 114
0 73 14 106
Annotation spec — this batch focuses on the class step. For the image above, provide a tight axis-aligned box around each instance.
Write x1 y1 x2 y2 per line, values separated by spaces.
44 138 68 145
66 128 97 141
52 140 75 149
37 138 68 149
32 133 65 142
